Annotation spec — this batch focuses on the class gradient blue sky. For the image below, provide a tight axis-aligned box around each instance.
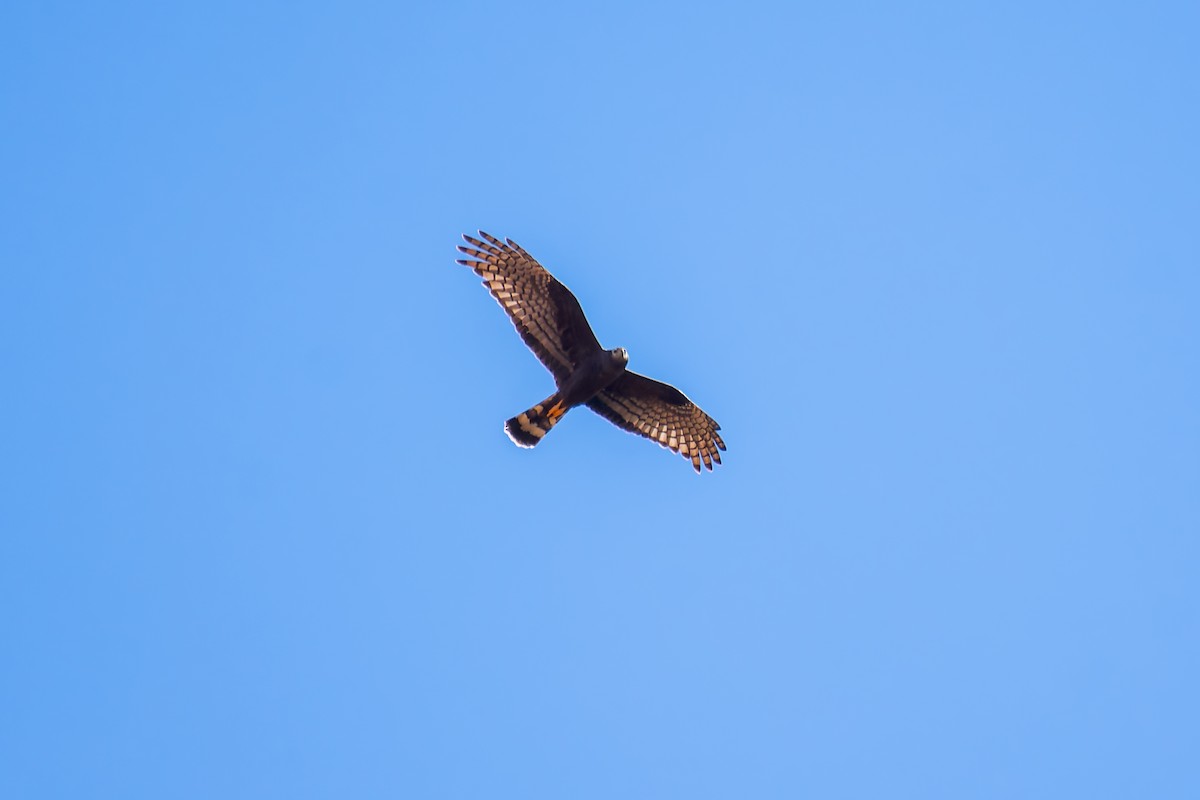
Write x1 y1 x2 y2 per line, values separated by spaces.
3 2 1198 797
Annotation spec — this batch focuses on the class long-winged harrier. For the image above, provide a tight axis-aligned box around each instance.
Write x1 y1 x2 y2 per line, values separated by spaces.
454 231 725 473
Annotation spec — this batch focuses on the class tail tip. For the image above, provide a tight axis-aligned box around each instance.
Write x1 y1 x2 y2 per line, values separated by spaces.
505 416 542 448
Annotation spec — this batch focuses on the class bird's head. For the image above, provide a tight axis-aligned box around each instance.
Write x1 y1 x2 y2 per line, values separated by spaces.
611 347 629 366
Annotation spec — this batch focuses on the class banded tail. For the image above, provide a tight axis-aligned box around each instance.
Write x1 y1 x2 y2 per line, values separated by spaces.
505 394 569 448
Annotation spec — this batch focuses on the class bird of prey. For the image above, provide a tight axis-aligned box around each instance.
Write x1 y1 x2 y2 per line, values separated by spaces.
454 231 725 473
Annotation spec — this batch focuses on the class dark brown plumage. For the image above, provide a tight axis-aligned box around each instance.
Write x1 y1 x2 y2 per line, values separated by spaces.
455 231 725 473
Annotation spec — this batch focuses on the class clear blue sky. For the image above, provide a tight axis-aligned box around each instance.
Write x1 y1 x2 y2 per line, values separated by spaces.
3 2 1198 797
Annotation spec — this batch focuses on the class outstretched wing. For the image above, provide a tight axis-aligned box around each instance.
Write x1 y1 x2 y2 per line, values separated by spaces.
586 371 725 473
456 231 603 384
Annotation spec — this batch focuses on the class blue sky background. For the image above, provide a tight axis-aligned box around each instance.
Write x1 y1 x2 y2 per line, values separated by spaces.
3 2 1198 797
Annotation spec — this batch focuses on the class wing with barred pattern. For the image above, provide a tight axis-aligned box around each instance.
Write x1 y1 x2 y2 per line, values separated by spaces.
586 371 726 473
456 231 602 385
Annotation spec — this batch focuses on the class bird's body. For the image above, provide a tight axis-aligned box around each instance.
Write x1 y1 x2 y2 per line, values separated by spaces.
558 347 630 409
504 347 629 448
455 231 725 472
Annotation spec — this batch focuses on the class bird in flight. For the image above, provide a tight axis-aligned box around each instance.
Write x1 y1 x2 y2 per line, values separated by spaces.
455 231 725 473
